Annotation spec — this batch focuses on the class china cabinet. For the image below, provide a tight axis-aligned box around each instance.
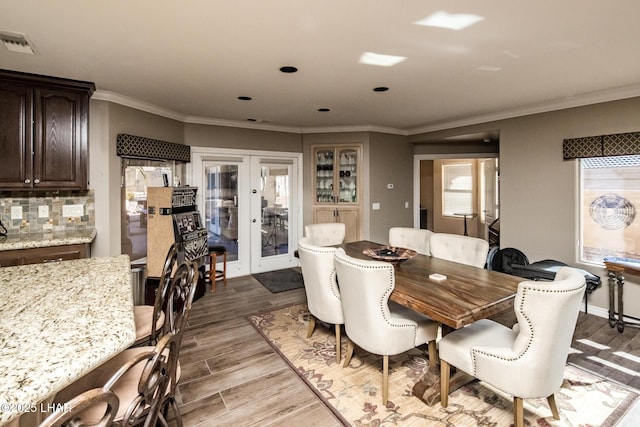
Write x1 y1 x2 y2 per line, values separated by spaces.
311 144 362 242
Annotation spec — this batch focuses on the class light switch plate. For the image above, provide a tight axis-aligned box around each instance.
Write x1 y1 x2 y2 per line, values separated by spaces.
11 206 23 220
38 205 49 218
62 204 84 218
372 202 380 210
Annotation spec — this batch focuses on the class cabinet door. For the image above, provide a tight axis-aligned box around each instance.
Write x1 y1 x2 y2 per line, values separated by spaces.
33 87 88 189
337 208 359 243
313 147 336 203
0 81 33 189
313 207 337 224
336 147 359 204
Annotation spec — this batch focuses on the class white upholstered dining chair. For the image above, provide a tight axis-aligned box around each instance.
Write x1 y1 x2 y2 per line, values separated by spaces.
297 237 344 364
439 267 586 427
304 222 345 246
429 232 489 268
388 226 433 255
334 248 439 405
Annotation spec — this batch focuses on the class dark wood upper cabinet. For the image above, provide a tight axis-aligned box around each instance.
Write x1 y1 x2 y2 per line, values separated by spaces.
0 70 95 191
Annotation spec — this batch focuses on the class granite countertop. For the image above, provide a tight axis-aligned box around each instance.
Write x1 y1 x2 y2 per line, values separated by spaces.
0 254 135 425
0 229 96 251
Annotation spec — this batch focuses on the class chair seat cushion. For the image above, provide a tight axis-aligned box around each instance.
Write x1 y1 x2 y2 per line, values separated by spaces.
388 301 439 347
208 245 227 254
438 319 516 375
134 305 165 341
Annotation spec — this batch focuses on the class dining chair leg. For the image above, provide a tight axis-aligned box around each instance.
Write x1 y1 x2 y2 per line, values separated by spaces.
427 340 438 365
547 394 560 420
343 339 354 368
382 355 389 406
334 324 341 364
307 315 316 338
514 397 524 427
440 359 450 407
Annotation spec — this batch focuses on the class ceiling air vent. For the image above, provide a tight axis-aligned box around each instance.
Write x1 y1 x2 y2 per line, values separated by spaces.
0 31 37 54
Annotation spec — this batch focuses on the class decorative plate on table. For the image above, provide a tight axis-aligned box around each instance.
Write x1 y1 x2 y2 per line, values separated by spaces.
363 246 417 264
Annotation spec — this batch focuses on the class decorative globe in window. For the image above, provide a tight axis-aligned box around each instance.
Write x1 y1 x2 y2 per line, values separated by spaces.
589 194 636 230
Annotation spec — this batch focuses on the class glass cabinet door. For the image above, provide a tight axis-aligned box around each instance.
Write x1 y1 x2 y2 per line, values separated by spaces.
314 145 360 204
337 147 358 203
314 148 335 203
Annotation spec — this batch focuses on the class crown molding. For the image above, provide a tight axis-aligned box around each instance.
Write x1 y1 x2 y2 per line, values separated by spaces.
300 125 407 136
92 91 186 122
407 83 640 135
95 83 640 137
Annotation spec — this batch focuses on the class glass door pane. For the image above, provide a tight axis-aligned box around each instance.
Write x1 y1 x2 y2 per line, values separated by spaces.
251 156 299 273
337 147 358 203
203 163 239 262
260 164 290 257
314 148 335 203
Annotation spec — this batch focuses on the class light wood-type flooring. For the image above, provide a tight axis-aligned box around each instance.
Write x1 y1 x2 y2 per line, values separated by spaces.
175 275 640 426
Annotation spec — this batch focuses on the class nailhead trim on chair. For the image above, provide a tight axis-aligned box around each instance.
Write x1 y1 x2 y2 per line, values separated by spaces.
305 244 342 300
339 256 418 338
471 283 586 374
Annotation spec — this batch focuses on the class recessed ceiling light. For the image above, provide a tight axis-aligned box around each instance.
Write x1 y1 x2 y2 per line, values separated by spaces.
373 87 389 92
318 108 330 112
238 96 252 101
359 52 406 67
280 66 298 73
415 11 484 31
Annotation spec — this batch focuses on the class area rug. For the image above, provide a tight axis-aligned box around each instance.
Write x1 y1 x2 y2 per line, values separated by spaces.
252 268 304 293
248 304 640 426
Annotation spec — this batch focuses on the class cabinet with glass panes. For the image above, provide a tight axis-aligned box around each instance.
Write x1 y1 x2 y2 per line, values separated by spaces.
313 145 361 204
311 144 362 242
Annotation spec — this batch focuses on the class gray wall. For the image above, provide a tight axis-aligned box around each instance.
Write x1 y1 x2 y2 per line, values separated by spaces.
368 132 414 244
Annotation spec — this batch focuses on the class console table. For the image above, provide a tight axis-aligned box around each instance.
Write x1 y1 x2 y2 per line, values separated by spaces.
604 257 640 332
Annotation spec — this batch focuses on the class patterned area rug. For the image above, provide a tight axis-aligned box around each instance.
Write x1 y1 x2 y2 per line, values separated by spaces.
248 304 639 427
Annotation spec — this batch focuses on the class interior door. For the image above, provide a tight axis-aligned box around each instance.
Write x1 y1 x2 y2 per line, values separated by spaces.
250 156 299 273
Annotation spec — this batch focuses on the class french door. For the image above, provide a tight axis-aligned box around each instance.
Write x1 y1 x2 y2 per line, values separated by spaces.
191 148 301 277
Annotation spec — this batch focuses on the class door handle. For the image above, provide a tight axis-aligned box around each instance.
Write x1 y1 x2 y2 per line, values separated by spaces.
252 219 257 223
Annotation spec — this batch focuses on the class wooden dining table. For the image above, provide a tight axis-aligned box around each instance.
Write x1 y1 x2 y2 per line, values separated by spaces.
342 240 524 406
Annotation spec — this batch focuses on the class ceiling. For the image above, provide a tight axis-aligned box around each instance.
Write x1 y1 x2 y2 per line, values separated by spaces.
3 1 640 135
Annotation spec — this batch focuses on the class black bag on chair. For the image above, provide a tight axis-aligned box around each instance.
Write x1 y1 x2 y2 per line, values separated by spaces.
510 260 601 294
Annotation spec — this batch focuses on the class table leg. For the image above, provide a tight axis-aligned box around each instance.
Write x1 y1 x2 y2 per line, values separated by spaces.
411 324 475 406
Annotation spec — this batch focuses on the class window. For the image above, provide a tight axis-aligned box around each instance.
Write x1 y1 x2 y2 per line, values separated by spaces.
121 159 185 262
580 155 640 264
442 162 474 217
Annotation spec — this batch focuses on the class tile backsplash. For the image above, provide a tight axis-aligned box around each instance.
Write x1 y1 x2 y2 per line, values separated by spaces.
0 190 95 235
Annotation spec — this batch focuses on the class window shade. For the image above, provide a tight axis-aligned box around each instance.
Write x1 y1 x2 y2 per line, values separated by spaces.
563 131 640 160
116 133 190 162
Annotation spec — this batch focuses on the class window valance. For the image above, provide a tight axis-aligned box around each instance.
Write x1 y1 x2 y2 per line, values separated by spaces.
563 131 640 160
116 133 190 162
